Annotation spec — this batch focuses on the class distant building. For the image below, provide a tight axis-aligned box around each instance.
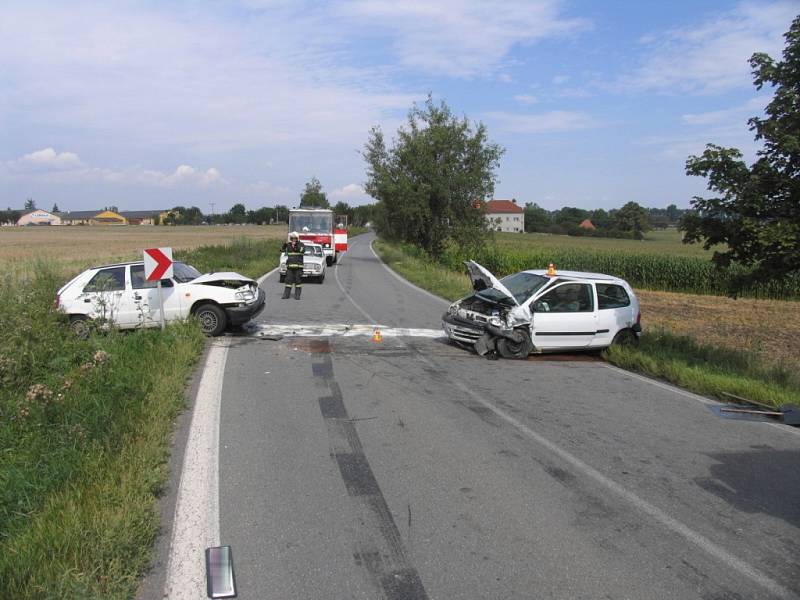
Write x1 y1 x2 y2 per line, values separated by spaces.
17 210 62 226
119 210 162 225
578 219 596 230
485 199 524 233
60 209 167 225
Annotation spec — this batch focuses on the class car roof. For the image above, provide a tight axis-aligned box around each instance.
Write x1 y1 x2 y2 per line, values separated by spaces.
88 260 188 271
523 269 628 284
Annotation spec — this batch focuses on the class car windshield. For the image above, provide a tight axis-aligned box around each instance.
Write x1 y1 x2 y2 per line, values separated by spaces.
477 272 549 305
173 262 201 283
288 213 332 234
304 245 322 256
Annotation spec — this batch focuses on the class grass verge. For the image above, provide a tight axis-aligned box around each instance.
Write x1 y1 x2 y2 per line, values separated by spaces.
0 240 283 599
373 239 799 409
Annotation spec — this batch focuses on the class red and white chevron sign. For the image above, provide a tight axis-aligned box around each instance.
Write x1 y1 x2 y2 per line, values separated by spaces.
144 247 174 281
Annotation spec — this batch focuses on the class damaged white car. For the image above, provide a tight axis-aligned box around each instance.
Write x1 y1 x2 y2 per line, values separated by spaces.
442 262 641 359
56 261 265 337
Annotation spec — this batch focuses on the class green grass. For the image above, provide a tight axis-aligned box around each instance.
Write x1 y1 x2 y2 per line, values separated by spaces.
373 239 800 409
0 241 282 599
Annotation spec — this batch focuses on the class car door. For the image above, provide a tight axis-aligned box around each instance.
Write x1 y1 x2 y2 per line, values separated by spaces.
127 264 183 327
79 266 128 325
530 281 597 349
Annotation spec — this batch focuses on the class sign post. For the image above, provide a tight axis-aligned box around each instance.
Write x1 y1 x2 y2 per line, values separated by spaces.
143 247 174 330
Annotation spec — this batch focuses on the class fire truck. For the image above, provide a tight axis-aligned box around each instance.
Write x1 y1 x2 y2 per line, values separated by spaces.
288 208 348 266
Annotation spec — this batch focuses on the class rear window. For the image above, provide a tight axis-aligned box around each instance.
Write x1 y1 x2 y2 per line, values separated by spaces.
84 267 126 292
597 283 630 309
131 264 158 289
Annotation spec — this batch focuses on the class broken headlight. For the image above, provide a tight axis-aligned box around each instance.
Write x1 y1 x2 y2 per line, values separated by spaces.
235 290 255 302
488 315 504 327
448 302 459 315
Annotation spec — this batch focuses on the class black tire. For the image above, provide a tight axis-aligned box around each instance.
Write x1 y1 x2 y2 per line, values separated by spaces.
496 329 533 359
612 328 639 347
195 303 227 336
279 273 285 283
69 315 91 339
326 256 333 266
317 273 325 284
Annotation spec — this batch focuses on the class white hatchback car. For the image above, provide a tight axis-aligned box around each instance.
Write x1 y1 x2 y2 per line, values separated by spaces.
442 261 641 358
279 242 326 283
56 261 265 336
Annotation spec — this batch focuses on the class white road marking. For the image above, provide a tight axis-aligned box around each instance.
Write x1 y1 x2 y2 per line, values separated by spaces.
357 245 795 600
164 338 230 599
369 239 451 307
247 322 444 339
334 239 378 325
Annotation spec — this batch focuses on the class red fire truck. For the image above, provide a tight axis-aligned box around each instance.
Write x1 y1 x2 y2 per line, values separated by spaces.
288 208 348 266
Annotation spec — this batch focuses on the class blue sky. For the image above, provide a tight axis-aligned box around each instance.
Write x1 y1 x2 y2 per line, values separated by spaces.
1 0 796 213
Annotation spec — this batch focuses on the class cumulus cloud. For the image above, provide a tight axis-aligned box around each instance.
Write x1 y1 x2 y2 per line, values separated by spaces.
621 2 796 94
339 0 588 78
10 147 82 171
487 110 597 133
681 96 768 126
513 94 538 104
330 183 368 201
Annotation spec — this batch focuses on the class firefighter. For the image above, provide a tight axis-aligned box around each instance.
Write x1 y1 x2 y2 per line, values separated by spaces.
281 231 305 299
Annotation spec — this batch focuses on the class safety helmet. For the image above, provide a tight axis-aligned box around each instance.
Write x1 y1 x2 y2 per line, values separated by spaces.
289 231 299 240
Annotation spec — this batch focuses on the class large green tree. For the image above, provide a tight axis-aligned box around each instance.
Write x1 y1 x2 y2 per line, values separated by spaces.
682 16 800 292
363 97 504 255
614 201 651 239
299 177 330 208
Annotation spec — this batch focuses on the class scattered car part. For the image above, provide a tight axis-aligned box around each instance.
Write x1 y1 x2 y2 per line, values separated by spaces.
205 545 236 598
720 405 800 425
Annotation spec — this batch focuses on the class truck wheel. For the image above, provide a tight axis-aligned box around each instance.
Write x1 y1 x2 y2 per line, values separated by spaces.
195 304 227 336
496 330 533 359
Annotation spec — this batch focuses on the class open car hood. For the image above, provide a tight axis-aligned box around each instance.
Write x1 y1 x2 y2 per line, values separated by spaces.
191 272 255 286
464 261 519 306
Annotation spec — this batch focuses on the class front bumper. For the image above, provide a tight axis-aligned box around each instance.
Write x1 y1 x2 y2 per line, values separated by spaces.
280 266 324 278
225 288 266 326
441 313 486 344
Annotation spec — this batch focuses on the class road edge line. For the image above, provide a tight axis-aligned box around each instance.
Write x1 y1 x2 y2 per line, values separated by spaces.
368 239 450 307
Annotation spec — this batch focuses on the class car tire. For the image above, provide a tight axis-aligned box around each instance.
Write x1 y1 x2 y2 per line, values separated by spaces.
326 256 333 266
496 329 533 359
195 303 227 336
69 315 91 339
279 273 285 283
612 328 639 347
318 274 325 283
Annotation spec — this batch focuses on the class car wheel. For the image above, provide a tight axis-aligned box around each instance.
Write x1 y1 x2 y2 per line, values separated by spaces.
279 273 285 283
69 315 91 339
195 303 227 336
496 329 533 359
612 328 639 347
318 274 325 283
326 256 333 266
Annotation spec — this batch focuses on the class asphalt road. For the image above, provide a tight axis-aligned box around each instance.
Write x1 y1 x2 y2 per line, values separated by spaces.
217 233 800 600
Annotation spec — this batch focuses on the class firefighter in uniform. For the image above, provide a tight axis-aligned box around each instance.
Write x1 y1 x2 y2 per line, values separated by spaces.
281 232 305 299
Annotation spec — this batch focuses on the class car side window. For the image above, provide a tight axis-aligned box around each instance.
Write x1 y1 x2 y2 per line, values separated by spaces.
84 267 126 292
597 283 630 309
131 265 158 290
533 283 593 313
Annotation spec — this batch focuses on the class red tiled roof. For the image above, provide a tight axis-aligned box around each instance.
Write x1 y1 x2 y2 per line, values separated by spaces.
486 199 523 214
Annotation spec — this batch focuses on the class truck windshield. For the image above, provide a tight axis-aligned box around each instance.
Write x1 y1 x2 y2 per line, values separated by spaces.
289 213 332 234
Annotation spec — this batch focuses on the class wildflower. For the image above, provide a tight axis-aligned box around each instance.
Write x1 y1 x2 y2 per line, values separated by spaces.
61 378 73 391
92 350 110 366
26 383 53 405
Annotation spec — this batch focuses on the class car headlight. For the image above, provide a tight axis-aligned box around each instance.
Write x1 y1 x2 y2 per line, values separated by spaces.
314 264 322 272
448 303 459 315
236 290 255 302
488 315 504 327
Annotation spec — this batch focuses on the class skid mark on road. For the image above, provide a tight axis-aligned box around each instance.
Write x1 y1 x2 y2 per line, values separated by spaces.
312 342 429 600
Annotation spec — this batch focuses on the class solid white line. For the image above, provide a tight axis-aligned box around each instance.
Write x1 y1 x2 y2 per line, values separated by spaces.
369 239 451 307
257 266 280 286
424 355 795 600
163 337 230 599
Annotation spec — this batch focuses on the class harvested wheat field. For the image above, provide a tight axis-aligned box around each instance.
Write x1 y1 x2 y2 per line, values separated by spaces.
637 289 800 371
0 224 286 273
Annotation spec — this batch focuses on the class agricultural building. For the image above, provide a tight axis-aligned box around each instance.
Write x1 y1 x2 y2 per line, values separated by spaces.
579 219 596 230
16 209 62 226
485 199 524 233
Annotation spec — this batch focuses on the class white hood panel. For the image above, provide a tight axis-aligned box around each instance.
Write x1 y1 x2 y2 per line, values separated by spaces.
464 261 518 306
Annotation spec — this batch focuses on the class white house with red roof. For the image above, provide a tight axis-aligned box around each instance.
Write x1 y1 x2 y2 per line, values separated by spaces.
485 199 524 233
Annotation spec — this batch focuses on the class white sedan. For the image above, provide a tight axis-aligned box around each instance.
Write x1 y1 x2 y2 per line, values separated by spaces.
442 261 642 358
279 242 326 283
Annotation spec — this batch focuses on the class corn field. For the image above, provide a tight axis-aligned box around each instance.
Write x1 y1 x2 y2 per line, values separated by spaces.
432 245 800 300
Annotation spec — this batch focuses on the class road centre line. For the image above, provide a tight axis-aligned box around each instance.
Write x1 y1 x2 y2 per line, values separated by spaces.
363 247 794 599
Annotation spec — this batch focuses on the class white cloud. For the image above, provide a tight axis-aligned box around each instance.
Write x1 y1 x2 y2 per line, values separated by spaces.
681 96 768 126
339 0 588 77
487 110 597 133
552 74 570 85
10 148 82 171
622 2 797 94
330 183 367 201
514 94 538 104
